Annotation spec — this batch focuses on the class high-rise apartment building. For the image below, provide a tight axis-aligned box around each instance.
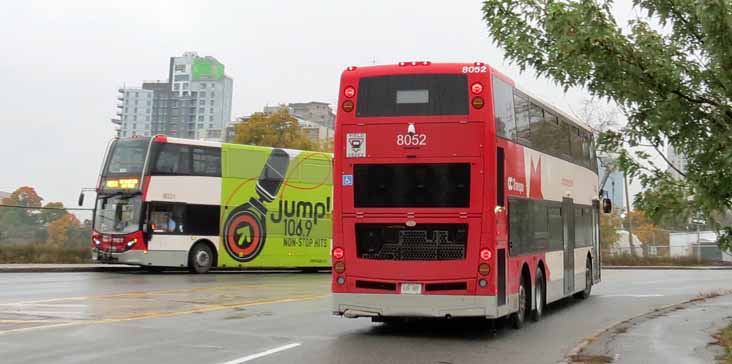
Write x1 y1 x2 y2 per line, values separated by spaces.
112 52 233 140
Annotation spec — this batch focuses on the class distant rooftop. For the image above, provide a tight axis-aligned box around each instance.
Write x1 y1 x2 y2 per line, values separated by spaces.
0 191 10 200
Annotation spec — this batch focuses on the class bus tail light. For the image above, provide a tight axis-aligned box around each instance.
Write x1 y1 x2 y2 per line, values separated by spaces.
344 86 356 98
478 263 491 276
334 261 346 274
480 248 492 261
333 247 344 260
342 100 354 112
471 82 483 94
471 96 485 109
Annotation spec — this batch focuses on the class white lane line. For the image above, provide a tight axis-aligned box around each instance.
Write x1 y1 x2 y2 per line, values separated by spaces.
218 343 301 364
599 294 664 298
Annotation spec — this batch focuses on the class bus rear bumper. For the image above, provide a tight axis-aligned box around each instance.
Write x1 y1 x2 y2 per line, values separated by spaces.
92 249 187 267
332 293 504 319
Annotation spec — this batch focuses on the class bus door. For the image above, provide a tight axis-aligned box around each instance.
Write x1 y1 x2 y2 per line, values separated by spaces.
562 198 575 295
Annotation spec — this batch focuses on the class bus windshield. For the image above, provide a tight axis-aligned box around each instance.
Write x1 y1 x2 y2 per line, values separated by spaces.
105 138 150 176
94 195 142 234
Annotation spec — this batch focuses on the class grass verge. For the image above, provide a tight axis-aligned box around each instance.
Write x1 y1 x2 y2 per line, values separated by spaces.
0 244 90 264
602 253 728 266
713 324 732 364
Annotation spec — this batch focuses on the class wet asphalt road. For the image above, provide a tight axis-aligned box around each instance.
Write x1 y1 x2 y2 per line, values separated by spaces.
1 269 731 364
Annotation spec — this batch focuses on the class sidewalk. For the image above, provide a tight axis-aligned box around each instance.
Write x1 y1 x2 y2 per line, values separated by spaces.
0 264 138 273
570 294 732 364
604 265 732 270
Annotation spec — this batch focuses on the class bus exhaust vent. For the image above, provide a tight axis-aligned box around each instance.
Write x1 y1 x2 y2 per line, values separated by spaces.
356 224 467 261
355 280 397 291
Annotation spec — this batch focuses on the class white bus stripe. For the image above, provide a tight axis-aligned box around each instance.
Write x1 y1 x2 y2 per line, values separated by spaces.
218 343 301 364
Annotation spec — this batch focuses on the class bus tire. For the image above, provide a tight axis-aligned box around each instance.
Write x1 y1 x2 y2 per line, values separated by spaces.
511 274 529 329
189 242 214 274
574 258 592 299
531 269 545 322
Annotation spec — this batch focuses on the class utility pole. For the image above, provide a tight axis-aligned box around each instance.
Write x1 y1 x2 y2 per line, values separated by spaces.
624 173 636 256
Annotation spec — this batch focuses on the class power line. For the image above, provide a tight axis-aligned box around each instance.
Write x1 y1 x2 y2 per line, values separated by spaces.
0 204 93 211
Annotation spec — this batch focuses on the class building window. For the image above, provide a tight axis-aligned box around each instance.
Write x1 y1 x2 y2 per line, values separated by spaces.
182 91 189 96
209 123 214 128
199 91 206 98
198 115 204 121
210 83 215 88
198 108 205 113
210 92 215 98
209 108 214 113
133 116 137 122
174 74 190 81
146 116 150 122
199 100 206 105
175 64 186 72
199 83 207 89
197 123 204 128
209 116 214 122
210 100 215 106
173 83 180 91
182 83 189 90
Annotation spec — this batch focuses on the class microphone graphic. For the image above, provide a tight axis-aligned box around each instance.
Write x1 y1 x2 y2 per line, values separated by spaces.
223 149 290 262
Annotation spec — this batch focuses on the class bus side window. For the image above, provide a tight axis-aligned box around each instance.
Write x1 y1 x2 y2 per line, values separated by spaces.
491 75 515 139
149 203 186 234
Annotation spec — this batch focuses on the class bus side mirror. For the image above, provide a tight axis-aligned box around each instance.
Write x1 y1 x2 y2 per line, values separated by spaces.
78 192 85 207
602 198 612 213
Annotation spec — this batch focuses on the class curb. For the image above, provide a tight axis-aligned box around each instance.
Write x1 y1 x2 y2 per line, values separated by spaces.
558 293 730 363
603 265 732 270
0 266 140 273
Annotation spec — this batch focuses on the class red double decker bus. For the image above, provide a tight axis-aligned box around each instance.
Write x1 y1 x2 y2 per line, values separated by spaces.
331 62 606 327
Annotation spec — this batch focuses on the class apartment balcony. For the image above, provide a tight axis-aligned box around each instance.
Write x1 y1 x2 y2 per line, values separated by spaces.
110 118 122 125
117 96 125 102
116 111 122 117
116 103 124 109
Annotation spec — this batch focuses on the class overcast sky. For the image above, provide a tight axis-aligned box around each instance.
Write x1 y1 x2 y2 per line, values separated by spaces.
0 0 643 215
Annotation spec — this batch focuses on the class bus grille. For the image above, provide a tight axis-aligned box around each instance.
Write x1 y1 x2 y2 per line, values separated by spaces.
356 224 467 261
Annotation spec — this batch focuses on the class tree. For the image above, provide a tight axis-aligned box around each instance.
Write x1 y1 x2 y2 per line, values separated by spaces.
46 213 81 247
39 202 67 225
234 108 322 151
482 0 732 252
600 210 622 249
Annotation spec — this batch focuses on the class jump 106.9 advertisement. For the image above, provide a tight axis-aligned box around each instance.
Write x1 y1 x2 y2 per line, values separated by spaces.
219 144 333 268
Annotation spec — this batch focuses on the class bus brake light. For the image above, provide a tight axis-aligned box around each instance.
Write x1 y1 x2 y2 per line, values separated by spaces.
471 82 483 94
342 100 354 112
480 248 492 261
344 86 356 98
333 247 344 260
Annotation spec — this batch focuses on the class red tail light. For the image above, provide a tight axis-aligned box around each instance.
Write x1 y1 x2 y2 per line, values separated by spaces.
471 82 483 94
334 261 346 274
480 248 493 261
333 247 344 260
344 86 356 98
342 100 354 112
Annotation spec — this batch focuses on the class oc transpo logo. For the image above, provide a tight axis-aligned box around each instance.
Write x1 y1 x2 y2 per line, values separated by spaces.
507 176 525 194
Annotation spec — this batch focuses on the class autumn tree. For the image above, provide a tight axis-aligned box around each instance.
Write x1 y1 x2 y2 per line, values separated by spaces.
234 108 323 151
600 210 622 249
482 0 732 251
39 202 67 224
46 213 81 247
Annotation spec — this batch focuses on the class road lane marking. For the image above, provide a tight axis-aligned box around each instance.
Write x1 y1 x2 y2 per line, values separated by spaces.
599 294 664 298
0 283 313 306
0 294 327 336
218 343 301 364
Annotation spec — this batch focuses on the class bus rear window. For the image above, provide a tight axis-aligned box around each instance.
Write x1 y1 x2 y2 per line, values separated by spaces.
356 74 468 117
354 163 470 208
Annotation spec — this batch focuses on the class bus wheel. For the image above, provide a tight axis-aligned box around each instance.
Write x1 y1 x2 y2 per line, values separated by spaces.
511 274 528 329
531 269 545 322
189 243 214 274
574 259 592 299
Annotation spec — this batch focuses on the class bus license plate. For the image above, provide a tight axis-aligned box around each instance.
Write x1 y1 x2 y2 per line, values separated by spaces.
400 283 422 295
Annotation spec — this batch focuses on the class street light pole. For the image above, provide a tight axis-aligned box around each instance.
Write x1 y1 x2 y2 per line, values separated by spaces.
624 173 636 256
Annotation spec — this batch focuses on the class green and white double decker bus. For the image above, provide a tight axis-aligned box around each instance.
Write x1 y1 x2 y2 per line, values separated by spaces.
82 135 332 273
